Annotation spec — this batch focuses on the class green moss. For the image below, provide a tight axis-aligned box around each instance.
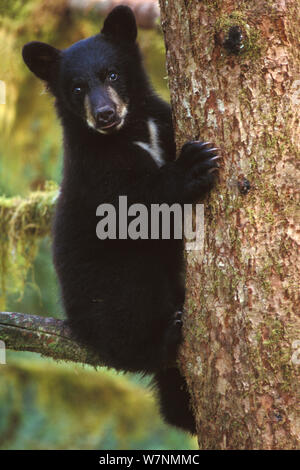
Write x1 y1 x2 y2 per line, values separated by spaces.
246 207 256 225
185 294 209 342
214 11 264 60
203 0 222 11
0 357 183 449
0 182 58 308
249 315 296 395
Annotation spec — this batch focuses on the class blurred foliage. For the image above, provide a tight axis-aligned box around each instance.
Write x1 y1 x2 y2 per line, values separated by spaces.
0 182 58 308
0 0 195 451
0 355 196 450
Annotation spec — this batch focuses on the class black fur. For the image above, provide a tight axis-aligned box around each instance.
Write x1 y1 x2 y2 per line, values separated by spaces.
22 6 219 434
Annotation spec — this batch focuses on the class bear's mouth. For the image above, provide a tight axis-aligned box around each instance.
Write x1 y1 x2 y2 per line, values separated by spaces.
99 119 121 130
97 118 124 133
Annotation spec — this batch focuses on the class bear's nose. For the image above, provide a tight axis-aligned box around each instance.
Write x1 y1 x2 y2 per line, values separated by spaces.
95 106 116 127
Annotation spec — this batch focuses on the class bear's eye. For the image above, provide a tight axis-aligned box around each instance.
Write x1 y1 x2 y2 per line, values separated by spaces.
72 86 83 95
107 71 118 82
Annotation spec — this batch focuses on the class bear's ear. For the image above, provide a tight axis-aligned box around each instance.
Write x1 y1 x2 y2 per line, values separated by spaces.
101 6 137 43
22 41 61 81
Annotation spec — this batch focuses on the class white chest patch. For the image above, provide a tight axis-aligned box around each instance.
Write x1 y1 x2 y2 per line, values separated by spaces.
134 119 164 167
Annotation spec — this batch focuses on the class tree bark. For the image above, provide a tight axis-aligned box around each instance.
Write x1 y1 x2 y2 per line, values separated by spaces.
159 0 300 449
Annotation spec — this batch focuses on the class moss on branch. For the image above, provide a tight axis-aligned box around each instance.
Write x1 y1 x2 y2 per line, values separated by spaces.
0 311 102 367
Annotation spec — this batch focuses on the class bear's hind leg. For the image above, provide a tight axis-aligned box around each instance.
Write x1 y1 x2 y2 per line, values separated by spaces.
152 367 196 434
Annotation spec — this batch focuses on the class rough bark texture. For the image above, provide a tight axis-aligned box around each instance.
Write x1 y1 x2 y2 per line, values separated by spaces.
159 0 299 449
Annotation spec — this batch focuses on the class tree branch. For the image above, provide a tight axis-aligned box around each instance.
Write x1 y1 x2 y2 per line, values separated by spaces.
0 312 102 367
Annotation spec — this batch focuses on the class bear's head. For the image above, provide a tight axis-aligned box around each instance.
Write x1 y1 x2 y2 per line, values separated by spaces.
22 6 147 134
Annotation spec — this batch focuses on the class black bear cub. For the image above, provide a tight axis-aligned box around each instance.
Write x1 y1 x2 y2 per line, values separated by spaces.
23 6 219 434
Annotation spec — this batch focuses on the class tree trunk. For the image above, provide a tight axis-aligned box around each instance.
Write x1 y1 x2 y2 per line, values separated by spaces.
159 0 299 449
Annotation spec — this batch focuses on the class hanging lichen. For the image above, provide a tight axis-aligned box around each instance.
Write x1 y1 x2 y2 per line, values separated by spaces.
0 182 58 308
